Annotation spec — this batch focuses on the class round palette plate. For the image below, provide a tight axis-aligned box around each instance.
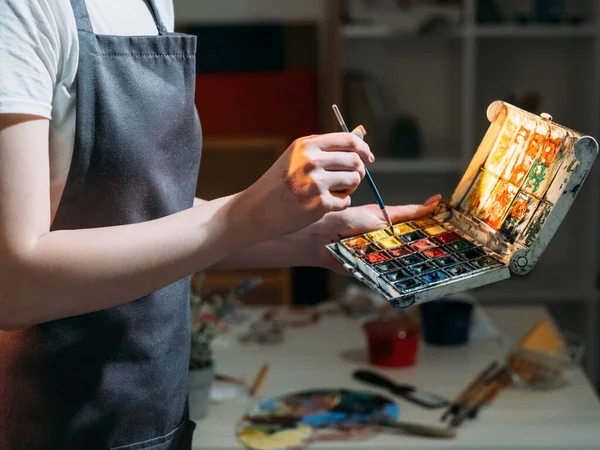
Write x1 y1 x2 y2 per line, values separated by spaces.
236 389 399 450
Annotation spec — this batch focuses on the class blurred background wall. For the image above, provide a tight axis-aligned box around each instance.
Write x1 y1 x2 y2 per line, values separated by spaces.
173 0 600 390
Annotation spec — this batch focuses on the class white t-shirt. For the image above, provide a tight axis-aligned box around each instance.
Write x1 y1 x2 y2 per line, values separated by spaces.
0 0 175 217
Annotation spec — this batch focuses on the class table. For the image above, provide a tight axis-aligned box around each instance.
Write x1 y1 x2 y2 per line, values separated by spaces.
192 306 600 449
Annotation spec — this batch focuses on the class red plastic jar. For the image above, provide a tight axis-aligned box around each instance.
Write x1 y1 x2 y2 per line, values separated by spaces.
363 316 420 368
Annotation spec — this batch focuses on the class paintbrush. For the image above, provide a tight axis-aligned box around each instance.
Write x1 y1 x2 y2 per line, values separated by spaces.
248 363 270 397
332 105 393 231
372 416 457 439
440 360 500 422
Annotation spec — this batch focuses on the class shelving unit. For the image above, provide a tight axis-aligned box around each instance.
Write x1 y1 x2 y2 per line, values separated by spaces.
324 0 600 385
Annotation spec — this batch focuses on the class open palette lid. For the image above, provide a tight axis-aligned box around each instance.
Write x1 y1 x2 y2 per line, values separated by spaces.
439 101 598 275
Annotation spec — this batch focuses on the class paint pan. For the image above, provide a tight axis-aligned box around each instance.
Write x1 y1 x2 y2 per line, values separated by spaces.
393 223 417 235
412 239 438 252
377 236 403 250
387 246 414 258
366 229 391 242
326 101 597 309
400 231 428 243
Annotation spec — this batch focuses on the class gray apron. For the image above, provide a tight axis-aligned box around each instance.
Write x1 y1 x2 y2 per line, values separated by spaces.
0 0 202 448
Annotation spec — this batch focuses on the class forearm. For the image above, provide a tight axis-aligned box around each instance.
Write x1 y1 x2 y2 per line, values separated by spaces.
1 193 255 329
194 197 320 270
210 231 320 270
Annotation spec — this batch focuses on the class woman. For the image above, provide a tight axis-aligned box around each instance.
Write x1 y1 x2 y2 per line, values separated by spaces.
0 1 440 449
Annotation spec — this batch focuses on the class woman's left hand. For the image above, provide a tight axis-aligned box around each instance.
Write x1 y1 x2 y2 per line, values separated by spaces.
301 194 442 273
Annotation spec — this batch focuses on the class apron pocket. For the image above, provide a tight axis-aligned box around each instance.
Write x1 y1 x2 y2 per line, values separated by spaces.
111 419 196 450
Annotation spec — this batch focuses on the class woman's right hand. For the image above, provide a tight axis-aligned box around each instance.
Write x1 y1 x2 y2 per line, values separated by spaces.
237 127 374 239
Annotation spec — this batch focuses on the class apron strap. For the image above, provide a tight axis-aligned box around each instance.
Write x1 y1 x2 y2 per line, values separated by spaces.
146 0 169 35
69 0 168 35
69 0 94 34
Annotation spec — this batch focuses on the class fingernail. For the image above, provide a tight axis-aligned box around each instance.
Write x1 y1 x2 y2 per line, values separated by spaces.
424 194 441 206
369 153 375 163
353 125 367 140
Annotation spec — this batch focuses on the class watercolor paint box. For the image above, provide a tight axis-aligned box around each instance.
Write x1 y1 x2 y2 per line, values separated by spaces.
326 101 599 309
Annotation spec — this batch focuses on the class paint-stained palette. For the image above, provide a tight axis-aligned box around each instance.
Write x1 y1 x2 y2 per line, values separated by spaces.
327 101 598 309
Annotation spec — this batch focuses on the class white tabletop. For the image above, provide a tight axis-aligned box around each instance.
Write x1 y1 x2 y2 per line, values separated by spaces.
192 306 600 449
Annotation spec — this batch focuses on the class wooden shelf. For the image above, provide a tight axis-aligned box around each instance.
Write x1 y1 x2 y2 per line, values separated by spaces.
341 24 462 39
341 24 597 40
474 24 597 38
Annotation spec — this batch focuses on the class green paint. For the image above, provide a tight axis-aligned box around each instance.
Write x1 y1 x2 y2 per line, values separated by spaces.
524 161 547 194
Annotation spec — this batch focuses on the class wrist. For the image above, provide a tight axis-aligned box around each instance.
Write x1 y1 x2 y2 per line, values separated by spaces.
191 193 265 259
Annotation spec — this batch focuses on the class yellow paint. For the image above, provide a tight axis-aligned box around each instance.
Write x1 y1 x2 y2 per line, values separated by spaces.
412 218 438 228
238 425 313 450
377 236 403 249
365 229 390 242
424 225 446 236
392 223 415 235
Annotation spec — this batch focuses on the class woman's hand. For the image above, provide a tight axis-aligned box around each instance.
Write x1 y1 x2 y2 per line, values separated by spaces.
300 195 442 274
235 128 373 241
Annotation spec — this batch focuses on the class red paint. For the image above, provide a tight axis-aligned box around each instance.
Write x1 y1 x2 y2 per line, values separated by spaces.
364 252 390 264
435 232 460 244
387 246 414 258
423 247 448 258
363 316 420 368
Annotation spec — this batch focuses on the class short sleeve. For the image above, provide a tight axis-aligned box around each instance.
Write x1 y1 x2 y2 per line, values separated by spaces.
0 0 62 119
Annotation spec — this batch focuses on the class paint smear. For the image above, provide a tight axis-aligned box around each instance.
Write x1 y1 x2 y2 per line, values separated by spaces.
485 117 535 176
500 191 540 243
459 170 499 217
364 252 391 264
393 223 416 235
423 248 448 259
502 120 549 188
343 236 370 248
377 236 403 250
544 138 579 204
365 229 391 242
479 179 519 230
412 239 438 252
522 128 568 198
516 200 553 248
387 246 414 258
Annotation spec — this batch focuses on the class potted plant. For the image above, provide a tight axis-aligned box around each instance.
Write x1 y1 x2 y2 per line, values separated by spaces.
188 271 217 420
188 272 262 420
